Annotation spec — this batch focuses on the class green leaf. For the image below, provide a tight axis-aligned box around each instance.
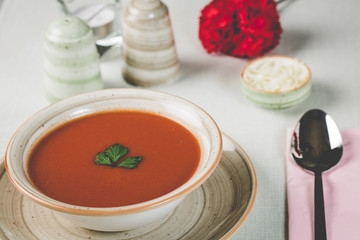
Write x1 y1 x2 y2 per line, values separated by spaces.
105 144 128 164
94 152 112 166
94 144 142 169
118 156 143 169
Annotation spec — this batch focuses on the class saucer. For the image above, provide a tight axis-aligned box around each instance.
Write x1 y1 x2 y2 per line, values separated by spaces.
0 133 256 239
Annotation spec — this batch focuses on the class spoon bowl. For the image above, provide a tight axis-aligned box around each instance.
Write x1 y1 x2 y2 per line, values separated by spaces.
291 109 343 240
291 109 343 173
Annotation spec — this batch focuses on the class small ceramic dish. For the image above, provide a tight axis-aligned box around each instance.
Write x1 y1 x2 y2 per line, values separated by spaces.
241 55 311 109
5 89 222 232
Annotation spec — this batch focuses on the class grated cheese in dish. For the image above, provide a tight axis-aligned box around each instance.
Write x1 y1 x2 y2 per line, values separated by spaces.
243 57 310 92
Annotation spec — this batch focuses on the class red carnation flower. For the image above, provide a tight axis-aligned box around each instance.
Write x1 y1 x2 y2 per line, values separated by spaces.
199 0 282 58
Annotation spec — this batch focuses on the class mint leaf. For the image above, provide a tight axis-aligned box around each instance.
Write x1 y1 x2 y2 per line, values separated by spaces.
94 152 112 166
105 144 128 164
117 156 142 169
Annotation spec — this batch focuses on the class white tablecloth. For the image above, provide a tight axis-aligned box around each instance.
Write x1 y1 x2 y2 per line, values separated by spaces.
1 0 360 239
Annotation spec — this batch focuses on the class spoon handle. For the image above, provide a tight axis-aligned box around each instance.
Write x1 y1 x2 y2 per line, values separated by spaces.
315 172 327 240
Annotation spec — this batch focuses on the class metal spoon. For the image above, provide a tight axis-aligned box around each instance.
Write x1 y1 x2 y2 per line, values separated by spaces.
291 109 343 240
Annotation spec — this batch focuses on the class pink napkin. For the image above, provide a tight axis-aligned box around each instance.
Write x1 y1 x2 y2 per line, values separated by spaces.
287 128 360 240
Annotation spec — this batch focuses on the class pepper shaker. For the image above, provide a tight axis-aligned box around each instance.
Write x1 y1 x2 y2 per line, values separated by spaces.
122 0 181 87
43 16 103 102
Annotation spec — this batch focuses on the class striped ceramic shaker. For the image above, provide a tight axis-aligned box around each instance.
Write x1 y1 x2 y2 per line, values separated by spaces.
122 0 181 87
43 16 103 102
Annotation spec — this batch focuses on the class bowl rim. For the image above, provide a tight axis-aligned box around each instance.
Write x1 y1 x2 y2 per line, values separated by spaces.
5 88 223 216
240 55 312 94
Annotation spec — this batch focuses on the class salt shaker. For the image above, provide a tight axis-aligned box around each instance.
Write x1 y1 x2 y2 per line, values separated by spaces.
43 16 103 102
122 0 181 87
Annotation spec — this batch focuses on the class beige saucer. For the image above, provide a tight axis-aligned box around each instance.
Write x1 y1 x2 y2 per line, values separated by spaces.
0 134 256 240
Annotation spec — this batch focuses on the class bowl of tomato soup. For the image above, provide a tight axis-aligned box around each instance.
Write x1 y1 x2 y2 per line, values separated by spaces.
5 89 222 231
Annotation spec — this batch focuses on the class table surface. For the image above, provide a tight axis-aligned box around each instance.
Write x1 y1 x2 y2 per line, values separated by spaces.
1 0 360 239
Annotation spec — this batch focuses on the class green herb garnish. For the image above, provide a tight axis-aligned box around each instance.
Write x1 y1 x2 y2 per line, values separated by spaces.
94 144 142 169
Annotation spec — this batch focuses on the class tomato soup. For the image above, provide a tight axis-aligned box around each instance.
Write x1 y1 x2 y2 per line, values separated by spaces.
27 111 201 207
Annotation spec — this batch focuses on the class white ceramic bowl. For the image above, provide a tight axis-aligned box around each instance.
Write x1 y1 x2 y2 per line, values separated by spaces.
5 89 222 231
241 55 311 109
